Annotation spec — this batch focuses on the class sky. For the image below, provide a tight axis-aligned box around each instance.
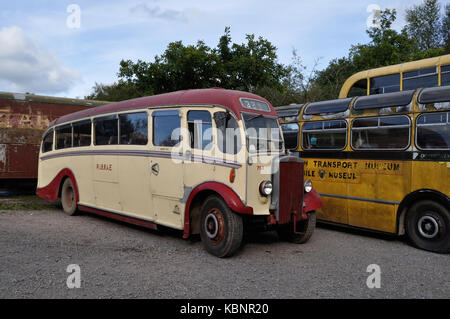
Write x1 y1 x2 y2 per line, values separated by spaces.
0 0 442 99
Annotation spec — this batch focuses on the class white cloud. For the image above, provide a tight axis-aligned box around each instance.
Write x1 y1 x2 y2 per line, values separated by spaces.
0 26 81 94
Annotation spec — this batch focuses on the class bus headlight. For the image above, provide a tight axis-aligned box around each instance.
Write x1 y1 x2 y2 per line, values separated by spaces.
259 181 273 196
304 179 313 193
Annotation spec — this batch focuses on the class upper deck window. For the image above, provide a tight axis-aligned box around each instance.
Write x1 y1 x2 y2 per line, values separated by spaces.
240 98 270 112
55 124 72 149
418 85 450 105
119 112 148 145
403 67 438 91
94 115 118 145
73 120 91 147
348 79 368 97
416 112 450 150
42 130 53 153
153 110 180 147
188 111 213 150
304 99 351 115
441 65 450 86
351 115 410 150
370 74 400 95
354 90 414 110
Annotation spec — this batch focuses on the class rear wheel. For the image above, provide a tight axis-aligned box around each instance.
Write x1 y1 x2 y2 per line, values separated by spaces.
277 213 316 244
199 195 243 257
405 200 450 253
61 178 78 216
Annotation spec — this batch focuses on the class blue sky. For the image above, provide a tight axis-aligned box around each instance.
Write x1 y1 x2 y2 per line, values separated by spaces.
0 0 440 98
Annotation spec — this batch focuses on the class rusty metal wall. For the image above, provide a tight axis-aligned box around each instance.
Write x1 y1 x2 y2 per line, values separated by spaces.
0 93 109 182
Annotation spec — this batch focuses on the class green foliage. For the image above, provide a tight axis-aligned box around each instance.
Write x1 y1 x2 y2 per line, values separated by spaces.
87 27 288 102
405 0 443 51
443 3 450 53
87 1 450 105
310 3 448 101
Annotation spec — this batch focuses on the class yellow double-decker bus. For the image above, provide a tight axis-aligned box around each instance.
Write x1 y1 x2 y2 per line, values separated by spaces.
340 54 450 98
278 85 450 253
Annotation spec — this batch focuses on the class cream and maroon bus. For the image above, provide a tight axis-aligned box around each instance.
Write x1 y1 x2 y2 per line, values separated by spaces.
36 88 322 257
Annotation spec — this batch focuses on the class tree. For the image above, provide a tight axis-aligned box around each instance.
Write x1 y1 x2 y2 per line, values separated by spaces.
443 3 450 53
405 0 443 51
87 28 289 101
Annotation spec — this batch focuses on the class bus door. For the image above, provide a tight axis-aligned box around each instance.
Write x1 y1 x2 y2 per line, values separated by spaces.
92 115 121 211
149 109 185 229
183 109 215 191
117 111 153 220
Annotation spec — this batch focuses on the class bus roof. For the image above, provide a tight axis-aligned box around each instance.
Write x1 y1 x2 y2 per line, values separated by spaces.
339 54 450 98
51 88 277 127
0 91 109 107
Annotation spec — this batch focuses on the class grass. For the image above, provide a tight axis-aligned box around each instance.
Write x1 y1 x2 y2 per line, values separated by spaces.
0 195 59 211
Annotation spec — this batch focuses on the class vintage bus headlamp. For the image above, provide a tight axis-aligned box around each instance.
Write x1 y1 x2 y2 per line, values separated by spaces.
304 179 313 193
259 181 273 196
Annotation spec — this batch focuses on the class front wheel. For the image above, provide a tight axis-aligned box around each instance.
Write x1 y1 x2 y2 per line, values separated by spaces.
61 178 78 216
405 200 450 253
277 213 316 244
199 196 243 258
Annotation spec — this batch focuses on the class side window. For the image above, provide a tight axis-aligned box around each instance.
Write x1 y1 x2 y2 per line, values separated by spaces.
42 130 53 153
302 120 347 150
94 115 118 145
402 67 438 91
119 112 148 145
281 123 299 150
153 110 180 147
348 79 368 97
73 120 91 147
441 65 450 86
416 112 450 150
351 115 410 150
370 74 400 95
55 125 72 149
187 111 213 150
214 112 242 154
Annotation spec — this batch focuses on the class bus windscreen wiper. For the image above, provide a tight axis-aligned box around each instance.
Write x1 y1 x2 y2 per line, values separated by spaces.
246 113 264 122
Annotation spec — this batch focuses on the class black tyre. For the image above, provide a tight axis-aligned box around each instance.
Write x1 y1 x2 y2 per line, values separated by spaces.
405 200 450 253
199 195 243 258
277 213 316 244
61 178 78 216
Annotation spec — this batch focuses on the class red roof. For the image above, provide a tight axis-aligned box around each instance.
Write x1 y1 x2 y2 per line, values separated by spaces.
51 88 277 126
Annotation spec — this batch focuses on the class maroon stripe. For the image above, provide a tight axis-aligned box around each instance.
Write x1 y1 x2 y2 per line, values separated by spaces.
78 205 158 231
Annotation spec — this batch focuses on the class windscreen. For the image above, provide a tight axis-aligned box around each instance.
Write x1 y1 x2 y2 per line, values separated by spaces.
242 113 283 153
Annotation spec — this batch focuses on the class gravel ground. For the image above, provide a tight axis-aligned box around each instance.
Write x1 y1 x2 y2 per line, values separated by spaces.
0 209 449 299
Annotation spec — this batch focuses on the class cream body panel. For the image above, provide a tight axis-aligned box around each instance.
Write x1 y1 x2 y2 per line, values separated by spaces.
246 153 274 215
118 154 152 220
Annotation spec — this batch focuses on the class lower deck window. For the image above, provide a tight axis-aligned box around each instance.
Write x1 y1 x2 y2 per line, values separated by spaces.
95 116 118 145
188 111 212 150
153 110 180 147
55 125 72 149
351 115 410 150
302 120 347 150
42 130 53 153
73 121 91 147
281 123 299 150
119 112 148 145
416 112 450 150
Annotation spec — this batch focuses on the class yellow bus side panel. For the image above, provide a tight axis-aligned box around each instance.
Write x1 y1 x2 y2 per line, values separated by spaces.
306 158 412 234
411 161 450 196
